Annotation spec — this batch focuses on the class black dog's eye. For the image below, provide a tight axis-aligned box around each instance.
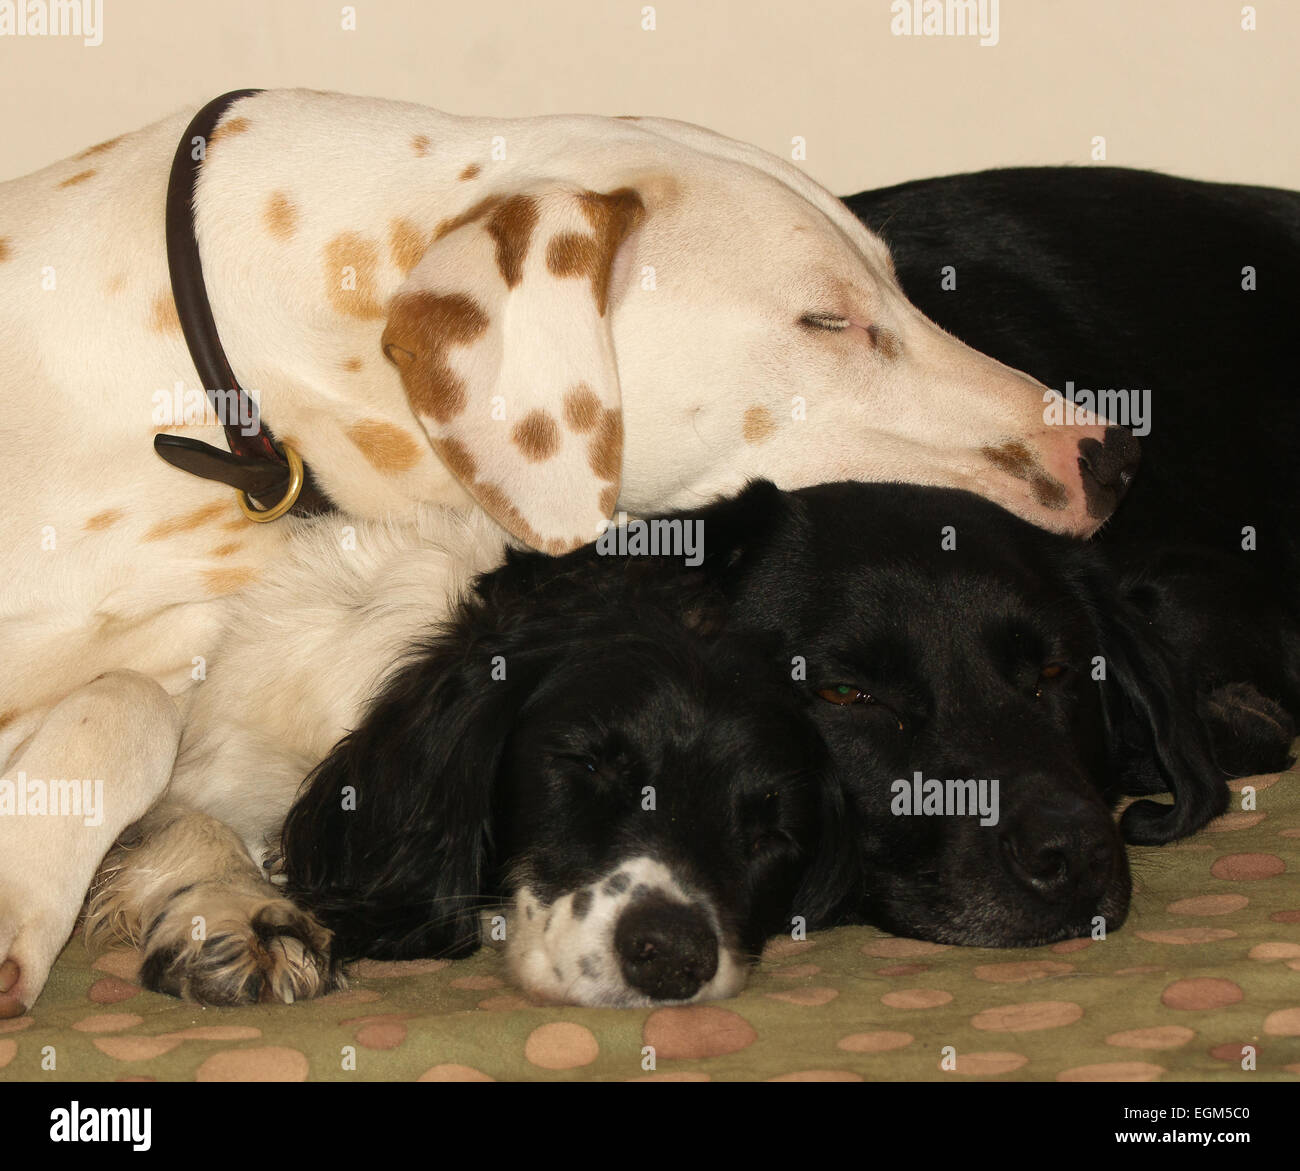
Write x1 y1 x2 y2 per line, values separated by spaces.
1034 662 1069 698
817 684 868 705
551 752 601 776
748 828 793 859
816 685 906 730
799 311 849 331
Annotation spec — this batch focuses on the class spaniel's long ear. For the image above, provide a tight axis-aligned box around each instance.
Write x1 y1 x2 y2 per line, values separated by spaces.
381 184 646 554
1083 573 1228 845
280 626 523 961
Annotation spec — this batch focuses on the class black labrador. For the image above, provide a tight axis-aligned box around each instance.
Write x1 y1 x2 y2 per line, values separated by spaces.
498 476 1298 948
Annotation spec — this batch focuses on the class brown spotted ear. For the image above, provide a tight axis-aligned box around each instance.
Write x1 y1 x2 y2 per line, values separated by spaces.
382 185 644 553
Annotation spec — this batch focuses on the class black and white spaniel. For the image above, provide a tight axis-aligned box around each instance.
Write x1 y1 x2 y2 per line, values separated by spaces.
87 506 853 1006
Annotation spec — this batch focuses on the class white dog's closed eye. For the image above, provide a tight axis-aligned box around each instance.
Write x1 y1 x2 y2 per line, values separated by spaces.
503 857 746 1008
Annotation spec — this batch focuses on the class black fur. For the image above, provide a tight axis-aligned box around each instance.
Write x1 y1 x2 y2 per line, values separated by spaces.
279 555 856 970
502 476 1297 946
845 165 1300 587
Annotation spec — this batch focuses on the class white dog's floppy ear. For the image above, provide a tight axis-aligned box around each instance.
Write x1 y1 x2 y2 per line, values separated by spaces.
382 185 644 553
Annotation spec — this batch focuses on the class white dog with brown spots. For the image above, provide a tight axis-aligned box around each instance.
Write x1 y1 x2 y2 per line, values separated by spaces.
0 89 1126 1013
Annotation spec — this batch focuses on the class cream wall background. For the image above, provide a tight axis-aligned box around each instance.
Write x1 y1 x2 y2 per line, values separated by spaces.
1 0 1296 191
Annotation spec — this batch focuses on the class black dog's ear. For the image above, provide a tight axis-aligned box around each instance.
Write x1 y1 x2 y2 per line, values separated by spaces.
280 624 523 961
1085 581 1228 846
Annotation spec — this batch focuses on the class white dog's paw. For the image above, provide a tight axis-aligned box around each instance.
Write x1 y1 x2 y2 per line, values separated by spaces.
0 885 85 1018
139 886 338 1005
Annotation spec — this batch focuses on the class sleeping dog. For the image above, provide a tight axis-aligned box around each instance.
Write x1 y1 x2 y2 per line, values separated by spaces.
501 480 1299 948
86 506 850 1006
85 474 1298 995
2 92 1134 1018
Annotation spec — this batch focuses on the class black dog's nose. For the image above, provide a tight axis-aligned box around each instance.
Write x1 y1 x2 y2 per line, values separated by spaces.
1077 426 1140 519
1000 799 1116 905
615 894 718 1001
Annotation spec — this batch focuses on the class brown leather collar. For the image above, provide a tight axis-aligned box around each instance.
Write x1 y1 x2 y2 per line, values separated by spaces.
153 89 334 518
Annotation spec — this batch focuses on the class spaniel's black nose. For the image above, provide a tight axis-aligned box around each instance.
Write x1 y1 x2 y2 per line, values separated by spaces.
999 796 1118 905
615 894 718 1001
1078 426 1140 519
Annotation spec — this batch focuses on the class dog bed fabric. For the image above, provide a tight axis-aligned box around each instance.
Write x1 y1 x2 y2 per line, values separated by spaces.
2 768 1297 1083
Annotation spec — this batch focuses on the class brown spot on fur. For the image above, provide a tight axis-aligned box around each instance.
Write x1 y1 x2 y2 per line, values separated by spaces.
382 291 490 423
210 541 244 558
202 567 259 596
84 509 124 532
0 238 10 263
343 357 364 372
981 441 1036 481
149 294 182 335
220 515 251 532
434 446 574 553
1031 474 1070 511
144 502 230 541
459 163 481 181
209 117 251 145
76 135 124 159
389 218 430 274
58 169 97 188
475 482 548 551
588 409 623 482
0 709 16 732
564 384 602 433
347 419 423 473
867 324 903 361
432 436 478 484
486 196 540 288
512 410 561 463
546 188 644 316
105 273 126 295
433 196 499 243
264 192 298 240
412 134 431 157
742 406 776 444
324 232 385 320
983 442 1068 511
599 484 619 516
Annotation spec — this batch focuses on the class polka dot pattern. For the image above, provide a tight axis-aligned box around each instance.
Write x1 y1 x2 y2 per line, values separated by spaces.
1057 1062 1164 1082
1105 1026 1195 1050
524 1022 599 1070
1161 978 1243 1011
9 769 1298 1081
947 1051 1028 1076
1210 853 1286 881
642 1006 757 1059
970 1001 1083 1032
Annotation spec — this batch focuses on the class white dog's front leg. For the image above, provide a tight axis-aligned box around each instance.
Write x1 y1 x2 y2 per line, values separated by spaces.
0 671 180 1015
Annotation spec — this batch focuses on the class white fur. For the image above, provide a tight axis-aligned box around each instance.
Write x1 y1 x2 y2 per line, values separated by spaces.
0 88 1111 1006
505 858 747 1008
